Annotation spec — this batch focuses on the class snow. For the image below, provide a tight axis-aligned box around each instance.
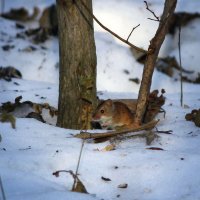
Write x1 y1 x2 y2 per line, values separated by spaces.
1 0 200 200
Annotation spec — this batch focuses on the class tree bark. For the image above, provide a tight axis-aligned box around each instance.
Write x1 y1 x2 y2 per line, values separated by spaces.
134 0 177 125
56 0 97 129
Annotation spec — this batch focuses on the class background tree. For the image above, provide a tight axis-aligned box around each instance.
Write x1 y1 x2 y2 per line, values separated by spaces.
56 0 97 129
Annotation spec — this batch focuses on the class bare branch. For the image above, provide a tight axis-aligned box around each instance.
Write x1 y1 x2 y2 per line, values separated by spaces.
144 1 160 22
73 139 85 191
77 0 147 54
127 24 140 42
0 176 6 200
178 25 183 106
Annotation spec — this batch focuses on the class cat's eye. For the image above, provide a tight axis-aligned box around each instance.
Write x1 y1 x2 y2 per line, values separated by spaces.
100 109 104 113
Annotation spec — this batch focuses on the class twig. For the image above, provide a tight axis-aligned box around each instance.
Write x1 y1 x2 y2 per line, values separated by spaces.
0 0 5 15
178 24 183 106
72 139 85 190
18 146 31 151
127 24 140 42
72 97 90 190
77 0 147 54
52 170 88 193
155 127 173 134
53 170 78 179
159 108 166 118
75 119 159 139
0 176 6 200
144 1 160 21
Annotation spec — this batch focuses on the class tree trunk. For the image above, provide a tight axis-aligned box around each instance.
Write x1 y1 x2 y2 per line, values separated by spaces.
56 0 97 129
134 0 177 125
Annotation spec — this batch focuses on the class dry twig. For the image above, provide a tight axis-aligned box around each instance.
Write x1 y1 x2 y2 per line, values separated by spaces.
144 1 160 21
178 25 183 106
0 176 6 200
155 127 173 134
127 24 140 41
73 137 85 190
52 170 88 193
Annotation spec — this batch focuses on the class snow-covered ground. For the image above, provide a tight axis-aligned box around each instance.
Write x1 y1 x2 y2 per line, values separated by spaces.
1 0 200 200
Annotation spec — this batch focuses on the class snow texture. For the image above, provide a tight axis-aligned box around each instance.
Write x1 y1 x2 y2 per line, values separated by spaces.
1 0 200 200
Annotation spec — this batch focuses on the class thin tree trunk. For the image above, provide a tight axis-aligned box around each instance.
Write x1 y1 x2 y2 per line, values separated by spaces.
134 0 177 125
56 0 97 129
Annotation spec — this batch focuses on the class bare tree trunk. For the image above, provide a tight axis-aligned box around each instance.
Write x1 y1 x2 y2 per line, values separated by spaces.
56 0 97 129
134 0 177 125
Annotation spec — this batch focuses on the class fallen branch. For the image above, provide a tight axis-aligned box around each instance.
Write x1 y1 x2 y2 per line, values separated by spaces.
74 119 159 139
117 130 158 146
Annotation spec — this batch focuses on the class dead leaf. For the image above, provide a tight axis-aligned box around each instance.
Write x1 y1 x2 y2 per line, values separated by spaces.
2 45 15 51
118 183 128 189
72 179 88 194
15 96 22 103
184 104 190 109
144 90 166 123
1 7 39 21
129 78 140 84
0 66 22 81
0 97 57 125
101 144 116 151
52 170 88 194
101 176 111 182
169 12 200 35
33 104 42 114
146 147 164 151
0 113 16 129
26 112 45 123
20 46 37 52
185 109 200 127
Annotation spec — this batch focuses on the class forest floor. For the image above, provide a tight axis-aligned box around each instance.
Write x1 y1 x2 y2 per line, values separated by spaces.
1 0 200 200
